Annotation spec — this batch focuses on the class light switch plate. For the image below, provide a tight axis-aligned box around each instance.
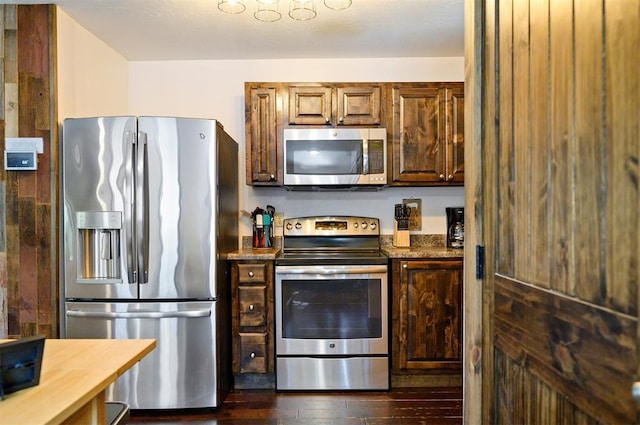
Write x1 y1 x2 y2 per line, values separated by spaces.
274 212 284 227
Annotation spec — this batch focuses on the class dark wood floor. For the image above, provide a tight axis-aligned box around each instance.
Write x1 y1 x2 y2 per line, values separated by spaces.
128 387 462 425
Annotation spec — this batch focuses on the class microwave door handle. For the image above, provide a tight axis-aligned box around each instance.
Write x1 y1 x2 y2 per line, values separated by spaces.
362 138 369 175
136 131 149 284
125 131 137 283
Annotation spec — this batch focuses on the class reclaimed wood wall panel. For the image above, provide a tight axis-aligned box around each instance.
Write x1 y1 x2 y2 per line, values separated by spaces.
479 0 640 422
0 4 57 339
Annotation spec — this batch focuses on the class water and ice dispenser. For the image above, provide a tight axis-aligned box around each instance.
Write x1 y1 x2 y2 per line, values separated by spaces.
76 211 122 283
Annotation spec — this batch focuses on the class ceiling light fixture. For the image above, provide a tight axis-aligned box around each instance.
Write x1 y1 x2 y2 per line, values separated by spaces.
218 0 246 14
289 0 316 21
255 0 282 22
218 0 351 22
323 0 352 10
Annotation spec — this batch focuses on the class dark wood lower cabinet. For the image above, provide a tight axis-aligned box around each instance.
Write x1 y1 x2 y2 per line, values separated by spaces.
391 258 463 382
231 261 275 387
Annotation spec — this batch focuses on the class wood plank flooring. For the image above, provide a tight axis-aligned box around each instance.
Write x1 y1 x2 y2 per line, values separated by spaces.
128 387 462 425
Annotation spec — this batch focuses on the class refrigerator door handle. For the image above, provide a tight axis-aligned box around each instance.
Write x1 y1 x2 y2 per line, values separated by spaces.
126 131 137 283
136 131 150 284
66 308 212 319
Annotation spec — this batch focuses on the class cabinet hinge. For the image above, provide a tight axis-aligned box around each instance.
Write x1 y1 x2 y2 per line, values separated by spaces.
475 245 485 279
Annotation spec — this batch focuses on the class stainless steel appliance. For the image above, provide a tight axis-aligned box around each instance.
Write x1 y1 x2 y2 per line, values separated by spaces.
283 128 387 188
446 207 464 249
60 116 238 409
275 216 389 390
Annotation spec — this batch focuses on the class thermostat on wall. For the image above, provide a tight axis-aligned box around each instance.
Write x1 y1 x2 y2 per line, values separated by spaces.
4 137 43 171
5 151 38 170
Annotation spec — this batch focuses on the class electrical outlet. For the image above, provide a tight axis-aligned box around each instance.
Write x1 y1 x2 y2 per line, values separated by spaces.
402 198 422 231
274 212 284 227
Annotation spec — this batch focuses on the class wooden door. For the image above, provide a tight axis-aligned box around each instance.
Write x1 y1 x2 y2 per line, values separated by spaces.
464 0 640 423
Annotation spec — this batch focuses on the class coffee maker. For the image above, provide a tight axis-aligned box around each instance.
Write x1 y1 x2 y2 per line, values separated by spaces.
446 207 464 249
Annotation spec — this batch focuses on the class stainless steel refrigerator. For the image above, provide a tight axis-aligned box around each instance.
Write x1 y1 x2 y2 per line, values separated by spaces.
60 116 238 409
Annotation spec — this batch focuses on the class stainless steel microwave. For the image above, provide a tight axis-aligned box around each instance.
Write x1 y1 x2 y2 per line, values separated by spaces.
283 127 387 188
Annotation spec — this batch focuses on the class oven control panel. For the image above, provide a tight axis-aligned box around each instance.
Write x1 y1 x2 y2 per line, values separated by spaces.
283 216 380 236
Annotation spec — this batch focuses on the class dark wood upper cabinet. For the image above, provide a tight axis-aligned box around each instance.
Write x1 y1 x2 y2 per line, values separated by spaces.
288 84 382 126
245 84 281 185
245 81 463 186
288 85 333 125
335 85 382 126
388 82 464 186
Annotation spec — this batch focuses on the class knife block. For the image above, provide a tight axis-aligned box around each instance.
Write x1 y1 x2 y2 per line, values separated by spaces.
393 222 410 247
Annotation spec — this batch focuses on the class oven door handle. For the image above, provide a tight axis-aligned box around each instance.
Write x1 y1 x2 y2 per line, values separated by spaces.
275 265 388 275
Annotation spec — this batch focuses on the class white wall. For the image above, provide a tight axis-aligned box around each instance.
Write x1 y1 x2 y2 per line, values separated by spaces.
56 9 129 121
128 58 465 237
56 7 465 239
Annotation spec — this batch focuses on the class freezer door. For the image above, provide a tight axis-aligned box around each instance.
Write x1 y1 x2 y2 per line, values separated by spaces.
137 117 222 299
64 301 228 409
62 117 139 300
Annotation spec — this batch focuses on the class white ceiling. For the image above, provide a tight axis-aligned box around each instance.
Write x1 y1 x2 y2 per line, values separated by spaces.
7 0 464 61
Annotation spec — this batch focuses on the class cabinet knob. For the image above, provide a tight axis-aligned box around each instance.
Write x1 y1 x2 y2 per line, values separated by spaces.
403 263 408 269
448 174 453 181
250 352 256 359
249 304 254 311
339 116 344 123
439 174 445 181
269 174 275 181
248 271 254 278
325 117 330 124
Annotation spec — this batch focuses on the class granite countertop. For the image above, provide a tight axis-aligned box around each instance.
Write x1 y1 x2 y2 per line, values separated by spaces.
381 245 464 259
227 247 281 260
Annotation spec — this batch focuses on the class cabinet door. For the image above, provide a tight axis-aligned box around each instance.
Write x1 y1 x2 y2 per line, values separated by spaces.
288 85 333 125
390 86 447 184
336 85 382 126
238 285 266 327
238 333 268 373
392 259 463 371
447 86 465 184
245 85 280 184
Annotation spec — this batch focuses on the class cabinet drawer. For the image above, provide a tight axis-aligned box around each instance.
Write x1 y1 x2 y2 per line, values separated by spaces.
239 285 266 327
239 333 268 373
237 263 266 283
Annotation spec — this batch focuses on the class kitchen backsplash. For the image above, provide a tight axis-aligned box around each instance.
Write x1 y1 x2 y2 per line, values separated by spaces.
240 234 446 249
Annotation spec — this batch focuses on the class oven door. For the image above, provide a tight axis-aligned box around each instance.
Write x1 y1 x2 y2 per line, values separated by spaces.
275 264 388 356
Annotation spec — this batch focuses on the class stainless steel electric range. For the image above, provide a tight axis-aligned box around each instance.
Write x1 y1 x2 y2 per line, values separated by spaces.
275 216 389 391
